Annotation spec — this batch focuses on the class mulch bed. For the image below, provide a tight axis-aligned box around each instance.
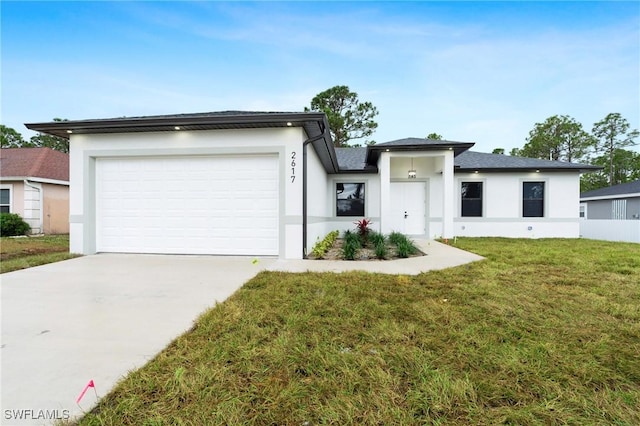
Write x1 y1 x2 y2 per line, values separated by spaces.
310 238 426 261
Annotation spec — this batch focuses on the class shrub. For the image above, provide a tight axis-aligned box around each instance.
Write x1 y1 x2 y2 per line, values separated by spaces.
354 218 372 244
388 231 406 246
342 239 359 260
368 231 386 247
0 213 31 237
374 241 387 260
311 230 339 259
344 230 362 248
396 239 418 258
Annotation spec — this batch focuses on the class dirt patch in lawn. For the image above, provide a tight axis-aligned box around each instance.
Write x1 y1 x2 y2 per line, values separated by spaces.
0 235 71 261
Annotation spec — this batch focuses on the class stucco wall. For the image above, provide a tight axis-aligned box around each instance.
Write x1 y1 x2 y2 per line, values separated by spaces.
454 171 581 238
42 183 70 234
69 127 307 258
305 142 330 254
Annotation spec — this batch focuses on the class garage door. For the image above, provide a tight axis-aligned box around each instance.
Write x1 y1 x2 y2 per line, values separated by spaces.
96 155 279 255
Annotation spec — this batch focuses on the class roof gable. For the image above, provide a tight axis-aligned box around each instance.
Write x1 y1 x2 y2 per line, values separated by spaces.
0 148 69 181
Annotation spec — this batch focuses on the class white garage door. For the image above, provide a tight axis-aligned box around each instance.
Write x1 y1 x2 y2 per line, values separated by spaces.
96 155 279 255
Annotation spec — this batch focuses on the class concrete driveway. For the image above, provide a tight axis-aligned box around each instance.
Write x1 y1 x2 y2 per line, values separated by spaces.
1 254 274 425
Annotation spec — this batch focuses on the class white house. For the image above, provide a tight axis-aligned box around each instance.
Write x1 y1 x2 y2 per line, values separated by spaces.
26 111 599 258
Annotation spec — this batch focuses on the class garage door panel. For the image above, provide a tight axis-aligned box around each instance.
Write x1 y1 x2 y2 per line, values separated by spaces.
96 155 279 255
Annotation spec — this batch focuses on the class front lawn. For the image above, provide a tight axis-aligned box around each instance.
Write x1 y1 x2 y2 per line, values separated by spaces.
78 238 639 425
0 234 79 273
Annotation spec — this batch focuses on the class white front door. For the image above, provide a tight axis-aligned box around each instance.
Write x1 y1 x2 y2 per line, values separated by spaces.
389 182 426 235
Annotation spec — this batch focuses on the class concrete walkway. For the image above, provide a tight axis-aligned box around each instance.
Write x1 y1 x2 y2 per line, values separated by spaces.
268 239 484 275
0 240 481 425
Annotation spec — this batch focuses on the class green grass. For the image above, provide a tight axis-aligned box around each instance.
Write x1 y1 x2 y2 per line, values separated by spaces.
77 238 640 425
1 234 79 273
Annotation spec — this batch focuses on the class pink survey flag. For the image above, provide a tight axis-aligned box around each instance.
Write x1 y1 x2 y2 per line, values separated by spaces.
76 380 96 404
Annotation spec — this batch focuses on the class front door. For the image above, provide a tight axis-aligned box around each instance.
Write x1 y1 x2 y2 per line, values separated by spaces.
389 182 426 235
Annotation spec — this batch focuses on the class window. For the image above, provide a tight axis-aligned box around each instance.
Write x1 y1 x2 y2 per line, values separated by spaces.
523 182 544 217
461 182 483 217
0 188 10 213
579 204 587 219
336 183 365 216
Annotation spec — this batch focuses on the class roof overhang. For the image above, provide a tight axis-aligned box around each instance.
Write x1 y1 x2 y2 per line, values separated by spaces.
454 166 602 173
26 111 338 174
581 192 640 201
366 142 474 165
0 176 70 185
25 111 330 140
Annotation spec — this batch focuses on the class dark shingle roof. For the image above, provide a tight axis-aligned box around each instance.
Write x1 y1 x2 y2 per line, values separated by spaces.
580 179 640 199
335 147 372 171
0 147 69 182
454 151 600 172
333 148 600 173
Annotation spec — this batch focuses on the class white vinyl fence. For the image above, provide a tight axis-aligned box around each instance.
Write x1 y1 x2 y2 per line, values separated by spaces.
580 220 640 243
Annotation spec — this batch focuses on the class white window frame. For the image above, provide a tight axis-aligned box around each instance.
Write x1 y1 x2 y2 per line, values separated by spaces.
0 184 13 213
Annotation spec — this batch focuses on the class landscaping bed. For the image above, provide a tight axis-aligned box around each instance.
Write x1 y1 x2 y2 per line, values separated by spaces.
309 220 425 261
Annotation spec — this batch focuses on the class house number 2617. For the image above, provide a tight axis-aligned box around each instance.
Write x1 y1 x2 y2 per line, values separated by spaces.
290 152 297 183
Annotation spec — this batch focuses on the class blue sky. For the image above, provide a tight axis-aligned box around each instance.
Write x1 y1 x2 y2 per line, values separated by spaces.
2 1 638 153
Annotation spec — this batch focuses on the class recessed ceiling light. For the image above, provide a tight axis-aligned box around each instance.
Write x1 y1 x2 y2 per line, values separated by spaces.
474 170 479 174
286 122 293 127
174 126 181 130
535 169 540 173
66 130 73 134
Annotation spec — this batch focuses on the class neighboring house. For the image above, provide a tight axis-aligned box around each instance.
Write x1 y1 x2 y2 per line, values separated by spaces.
580 179 640 220
0 147 70 234
579 179 640 244
26 111 598 258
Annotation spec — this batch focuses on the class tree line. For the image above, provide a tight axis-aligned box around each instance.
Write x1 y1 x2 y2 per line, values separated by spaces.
1 118 69 153
498 113 638 191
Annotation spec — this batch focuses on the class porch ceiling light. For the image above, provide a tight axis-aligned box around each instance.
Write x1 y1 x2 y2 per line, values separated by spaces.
174 126 181 130
286 122 293 126
408 158 417 179
66 130 73 134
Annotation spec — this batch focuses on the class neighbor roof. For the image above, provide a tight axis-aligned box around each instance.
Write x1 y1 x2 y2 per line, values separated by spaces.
0 147 69 182
454 151 601 172
580 179 640 200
